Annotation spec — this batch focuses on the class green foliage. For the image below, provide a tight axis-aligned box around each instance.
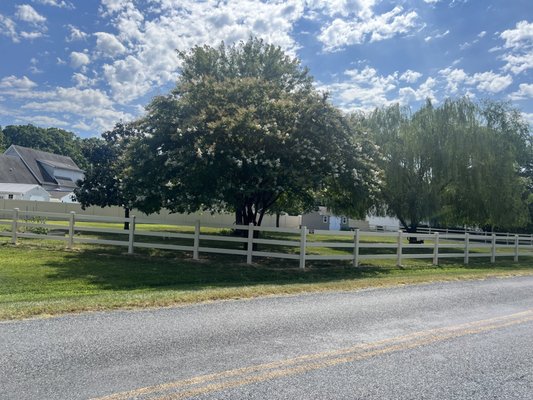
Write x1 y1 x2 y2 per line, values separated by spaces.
74 123 140 228
358 98 531 231
130 38 379 225
22 216 49 235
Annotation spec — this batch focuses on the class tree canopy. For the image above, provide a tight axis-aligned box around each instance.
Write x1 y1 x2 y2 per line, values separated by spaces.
130 38 379 226
356 97 531 232
74 123 140 229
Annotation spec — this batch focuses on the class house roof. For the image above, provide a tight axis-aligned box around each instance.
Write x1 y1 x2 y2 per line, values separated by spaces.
37 159 84 172
0 155 40 185
48 190 74 199
55 178 76 187
6 145 83 185
0 183 45 194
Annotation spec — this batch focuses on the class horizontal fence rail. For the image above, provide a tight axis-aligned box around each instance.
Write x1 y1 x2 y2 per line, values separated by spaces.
1 208 533 269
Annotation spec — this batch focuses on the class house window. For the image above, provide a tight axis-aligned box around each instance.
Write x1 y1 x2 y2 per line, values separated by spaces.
8 194 14 199
322 216 328 223
55 176 73 181
341 217 348 225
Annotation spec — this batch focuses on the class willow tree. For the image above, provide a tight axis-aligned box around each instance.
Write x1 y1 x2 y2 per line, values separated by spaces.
358 98 530 233
130 38 379 226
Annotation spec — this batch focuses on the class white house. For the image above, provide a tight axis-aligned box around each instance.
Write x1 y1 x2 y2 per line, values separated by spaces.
0 183 51 201
1 145 84 202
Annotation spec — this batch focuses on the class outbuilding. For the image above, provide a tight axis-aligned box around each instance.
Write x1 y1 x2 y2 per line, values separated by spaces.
0 183 51 201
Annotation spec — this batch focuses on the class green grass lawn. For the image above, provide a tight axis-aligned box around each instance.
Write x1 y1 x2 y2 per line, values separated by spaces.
1 238 533 320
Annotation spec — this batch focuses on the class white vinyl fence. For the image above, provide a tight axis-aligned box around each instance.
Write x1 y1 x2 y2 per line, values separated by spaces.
1 208 533 269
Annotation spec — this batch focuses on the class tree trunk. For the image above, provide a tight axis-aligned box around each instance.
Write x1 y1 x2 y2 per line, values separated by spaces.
276 212 280 228
406 223 423 244
123 207 130 230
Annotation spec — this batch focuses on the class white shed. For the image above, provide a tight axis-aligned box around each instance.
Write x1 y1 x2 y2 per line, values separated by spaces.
0 183 51 201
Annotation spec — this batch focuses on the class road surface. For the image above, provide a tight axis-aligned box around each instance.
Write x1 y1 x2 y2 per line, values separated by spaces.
1 276 533 399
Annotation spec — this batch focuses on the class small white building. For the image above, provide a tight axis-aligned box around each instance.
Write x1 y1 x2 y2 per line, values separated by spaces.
0 183 50 201
49 191 77 203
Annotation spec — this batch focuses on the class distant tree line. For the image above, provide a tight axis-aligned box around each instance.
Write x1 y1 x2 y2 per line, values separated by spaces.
4 38 532 233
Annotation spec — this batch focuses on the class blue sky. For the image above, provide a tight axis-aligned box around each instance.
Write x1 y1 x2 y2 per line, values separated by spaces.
0 0 532 138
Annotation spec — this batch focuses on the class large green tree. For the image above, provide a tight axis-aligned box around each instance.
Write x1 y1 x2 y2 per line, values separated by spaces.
74 123 140 229
357 98 531 233
130 38 379 226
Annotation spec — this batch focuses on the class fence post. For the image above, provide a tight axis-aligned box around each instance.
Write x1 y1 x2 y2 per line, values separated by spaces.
396 230 403 267
464 232 469 265
193 220 200 260
11 208 19 245
433 232 439 266
128 215 136 255
246 223 254 264
353 229 360 267
514 234 519 262
299 226 307 270
491 234 496 263
67 211 75 249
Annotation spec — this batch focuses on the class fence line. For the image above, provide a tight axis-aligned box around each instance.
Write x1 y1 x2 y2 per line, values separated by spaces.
1 208 533 269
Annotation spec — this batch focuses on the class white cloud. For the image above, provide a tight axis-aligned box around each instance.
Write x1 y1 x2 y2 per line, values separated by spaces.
94 32 127 57
25 115 70 127
499 21 533 74
0 14 19 42
509 83 533 100
477 30 486 38
500 20 533 50
399 70 422 83
20 86 133 132
320 66 398 111
439 68 512 94
306 0 377 19
0 75 38 90
32 0 74 8
98 0 304 103
318 6 419 51
472 71 513 93
15 5 46 24
501 52 533 75
399 81 439 105
522 112 533 126
103 55 150 103
20 30 46 40
29 57 43 74
72 72 97 88
99 0 131 16
66 24 88 42
425 29 449 42
439 67 468 93
70 51 90 68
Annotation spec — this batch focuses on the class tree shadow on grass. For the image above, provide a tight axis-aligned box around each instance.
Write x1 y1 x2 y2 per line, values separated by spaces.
20 243 533 293
40 248 397 292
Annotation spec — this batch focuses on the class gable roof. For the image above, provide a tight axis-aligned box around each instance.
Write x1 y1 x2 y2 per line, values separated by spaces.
0 155 40 185
5 145 83 185
0 183 45 194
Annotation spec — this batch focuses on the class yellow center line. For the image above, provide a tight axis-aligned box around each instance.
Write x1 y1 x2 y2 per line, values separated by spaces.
93 310 533 400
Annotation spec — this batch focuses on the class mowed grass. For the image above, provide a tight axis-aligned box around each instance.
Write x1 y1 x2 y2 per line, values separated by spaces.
1 232 533 320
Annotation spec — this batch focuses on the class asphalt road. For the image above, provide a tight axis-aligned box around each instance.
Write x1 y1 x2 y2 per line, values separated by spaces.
1 276 533 400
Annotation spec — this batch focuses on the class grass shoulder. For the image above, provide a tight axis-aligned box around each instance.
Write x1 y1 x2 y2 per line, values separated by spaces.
1 241 532 321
